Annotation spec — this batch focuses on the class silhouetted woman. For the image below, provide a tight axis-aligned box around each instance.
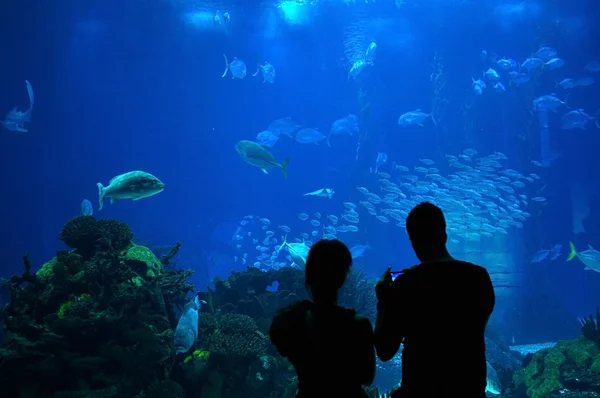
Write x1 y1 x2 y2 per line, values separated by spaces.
269 239 375 397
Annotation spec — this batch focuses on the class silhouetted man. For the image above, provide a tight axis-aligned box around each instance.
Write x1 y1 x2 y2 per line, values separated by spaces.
374 202 495 397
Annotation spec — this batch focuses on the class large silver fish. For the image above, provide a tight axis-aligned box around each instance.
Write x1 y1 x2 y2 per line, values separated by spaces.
173 296 205 354
235 140 289 178
96 170 165 211
222 54 246 79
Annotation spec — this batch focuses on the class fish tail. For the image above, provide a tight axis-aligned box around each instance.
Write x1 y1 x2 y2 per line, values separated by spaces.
97 182 105 211
280 157 289 180
567 241 577 261
221 54 229 78
278 233 288 252
25 80 34 107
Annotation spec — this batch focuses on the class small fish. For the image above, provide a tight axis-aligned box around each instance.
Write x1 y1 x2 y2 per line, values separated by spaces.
533 95 567 112
556 78 577 89
549 244 562 260
81 199 93 216
2 80 34 132
350 244 370 259
472 78 486 95
493 82 506 93
534 46 557 61
348 59 367 79
296 128 326 144
568 242 600 272
173 296 206 354
561 109 599 130
364 42 377 63
221 54 246 79
328 114 358 146
544 58 564 70
235 140 289 178
213 10 221 25
375 152 388 173
267 117 301 137
303 188 335 199
521 57 544 71
398 109 436 126
531 249 550 263
97 171 165 211
508 71 530 85
256 130 279 147
298 213 309 221
483 68 500 81
252 61 275 83
496 58 517 71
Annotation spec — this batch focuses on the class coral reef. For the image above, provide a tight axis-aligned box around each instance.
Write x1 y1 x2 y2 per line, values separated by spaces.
505 337 600 398
0 219 382 397
58 216 134 258
0 216 193 397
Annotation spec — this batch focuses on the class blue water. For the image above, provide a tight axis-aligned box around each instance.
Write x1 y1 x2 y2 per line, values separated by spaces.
1 0 600 345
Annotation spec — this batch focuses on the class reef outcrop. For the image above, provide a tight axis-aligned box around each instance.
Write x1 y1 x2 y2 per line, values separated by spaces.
0 216 381 397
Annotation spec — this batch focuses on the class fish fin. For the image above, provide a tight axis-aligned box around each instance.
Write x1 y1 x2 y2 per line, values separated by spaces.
252 66 259 77
567 241 577 261
16 127 28 132
132 197 141 201
588 244 595 250
25 80 34 107
110 197 120 204
278 233 288 252
221 54 229 78
584 267 591 270
280 157 289 180
97 183 105 211
261 168 268 175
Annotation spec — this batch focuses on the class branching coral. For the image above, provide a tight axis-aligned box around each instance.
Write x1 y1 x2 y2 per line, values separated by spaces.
58 216 134 258
199 312 267 359
58 215 98 256
96 218 133 252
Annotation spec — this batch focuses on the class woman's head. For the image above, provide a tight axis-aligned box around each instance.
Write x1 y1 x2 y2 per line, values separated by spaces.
304 239 352 304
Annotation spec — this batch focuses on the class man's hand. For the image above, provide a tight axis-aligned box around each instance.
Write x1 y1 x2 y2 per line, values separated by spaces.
375 267 394 303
